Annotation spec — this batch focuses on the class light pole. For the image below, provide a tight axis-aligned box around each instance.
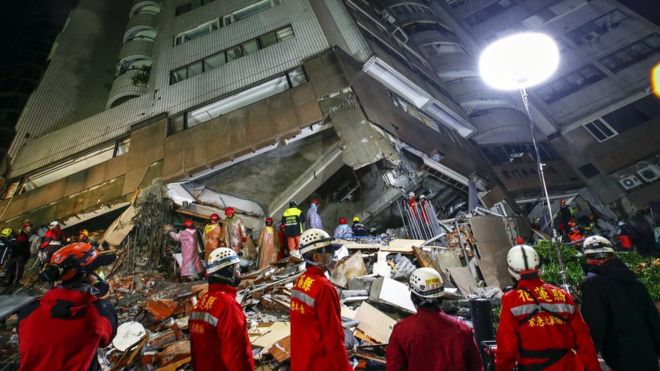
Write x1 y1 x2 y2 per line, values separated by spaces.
478 32 569 289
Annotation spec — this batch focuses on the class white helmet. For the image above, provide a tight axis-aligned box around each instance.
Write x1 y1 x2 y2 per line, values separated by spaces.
299 228 333 255
409 268 444 298
49 221 59 228
507 244 540 279
207 248 240 274
582 235 615 257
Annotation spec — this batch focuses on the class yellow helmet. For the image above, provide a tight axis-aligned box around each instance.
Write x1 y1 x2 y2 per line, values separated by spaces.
352 216 360 223
1 228 13 238
79 229 89 237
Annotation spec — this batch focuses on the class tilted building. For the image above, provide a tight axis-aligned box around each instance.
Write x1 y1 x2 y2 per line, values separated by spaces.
0 0 658 232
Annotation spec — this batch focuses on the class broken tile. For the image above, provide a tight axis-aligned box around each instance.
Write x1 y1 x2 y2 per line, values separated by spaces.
354 302 396 344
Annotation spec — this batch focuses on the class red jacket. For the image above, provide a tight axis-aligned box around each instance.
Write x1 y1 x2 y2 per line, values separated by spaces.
40 228 64 250
18 285 117 371
189 283 254 371
290 265 351 371
496 275 600 371
387 307 483 371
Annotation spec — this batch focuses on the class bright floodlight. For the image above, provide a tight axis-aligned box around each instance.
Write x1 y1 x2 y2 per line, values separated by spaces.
479 33 560 90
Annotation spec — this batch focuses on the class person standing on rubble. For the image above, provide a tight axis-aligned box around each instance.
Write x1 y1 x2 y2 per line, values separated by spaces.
189 247 254 371
9 222 32 285
282 201 305 257
18 242 117 370
306 198 323 230
257 217 278 269
166 220 204 280
39 220 65 257
496 244 600 371
580 236 660 371
334 217 353 239
351 216 368 237
223 207 249 254
387 267 483 371
290 228 352 371
203 213 224 260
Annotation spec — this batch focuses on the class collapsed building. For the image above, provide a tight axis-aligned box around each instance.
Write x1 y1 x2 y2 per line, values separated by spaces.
0 0 658 236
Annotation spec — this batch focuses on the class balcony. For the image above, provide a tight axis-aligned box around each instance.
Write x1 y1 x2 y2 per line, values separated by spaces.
125 12 159 36
107 69 149 108
118 39 154 61
130 0 161 18
470 108 530 144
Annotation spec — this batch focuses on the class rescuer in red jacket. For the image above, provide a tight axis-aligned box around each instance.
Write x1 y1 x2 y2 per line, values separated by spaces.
40 220 65 253
496 244 600 371
18 242 117 371
386 267 483 371
189 247 254 371
290 228 352 371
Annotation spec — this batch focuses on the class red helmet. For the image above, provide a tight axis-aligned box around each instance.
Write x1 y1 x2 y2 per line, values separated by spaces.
568 219 576 227
210 213 220 221
265 217 273 226
338 217 347 225
515 236 525 245
183 219 194 228
225 207 235 217
311 198 320 205
559 199 566 206
44 242 116 282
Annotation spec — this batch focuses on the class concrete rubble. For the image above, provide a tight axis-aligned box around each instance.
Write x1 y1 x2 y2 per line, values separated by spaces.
0 204 518 370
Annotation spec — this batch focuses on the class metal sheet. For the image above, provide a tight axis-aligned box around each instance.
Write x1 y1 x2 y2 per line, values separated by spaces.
0 295 36 320
469 216 513 288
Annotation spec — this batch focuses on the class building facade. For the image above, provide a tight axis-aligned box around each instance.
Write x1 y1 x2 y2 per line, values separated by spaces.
1 0 658 231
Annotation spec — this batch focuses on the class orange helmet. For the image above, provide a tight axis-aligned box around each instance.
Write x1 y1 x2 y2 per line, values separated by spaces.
183 219 194 228
43 242 116 282
225 207 235 217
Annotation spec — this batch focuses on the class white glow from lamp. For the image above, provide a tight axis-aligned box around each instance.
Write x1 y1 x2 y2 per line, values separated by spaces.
479 33 560 90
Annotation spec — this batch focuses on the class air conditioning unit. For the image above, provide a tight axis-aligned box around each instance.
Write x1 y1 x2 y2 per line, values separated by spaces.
618 175 643 190
637 164 660 183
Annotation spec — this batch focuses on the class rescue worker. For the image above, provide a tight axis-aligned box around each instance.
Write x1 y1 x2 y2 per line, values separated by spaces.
0 227 16 284
11 223 32 285
290 228 351 371
580 236 660 371
496 244 600 371
556 199 572 236
78 229 90 243
18 242 117 370
616 221 634 250
351 216 368 237
223 207 248 254
387 267 483 371
166 220 204 280
277 223 288 259
189 248 254 371
257 217 277 269
334 217 353 239
306 198 323 230
203 213 224 260
281 201 305 256
40 220 65 256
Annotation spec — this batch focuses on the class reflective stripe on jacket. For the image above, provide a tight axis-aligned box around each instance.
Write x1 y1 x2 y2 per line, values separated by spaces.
282 207 304 236
495 276 600 371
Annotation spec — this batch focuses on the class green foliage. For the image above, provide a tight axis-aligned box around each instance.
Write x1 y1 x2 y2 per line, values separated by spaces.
534 240 660 302
131 66 151 86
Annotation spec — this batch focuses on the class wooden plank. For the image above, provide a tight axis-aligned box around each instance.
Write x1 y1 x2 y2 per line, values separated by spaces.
268 336 291 362
249 322 290 349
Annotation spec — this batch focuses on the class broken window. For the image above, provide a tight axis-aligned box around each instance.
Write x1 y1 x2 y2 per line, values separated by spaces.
599 33 660 72
565 10 628 45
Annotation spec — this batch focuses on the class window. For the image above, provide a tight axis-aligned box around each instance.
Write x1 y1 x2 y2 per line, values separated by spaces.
131 3 160 17
465 0 518 27
402 21 454 37
600 95 660 134
535 64 606 104
170 25 295 84
578 163 600 179
583 118 617 142
124 27 157 43
186 67 308 127
222 0 281 25
174 19 219 45
175 0 281 46
565 10 628 45
482 143 557 165
599 33 660 72
175 0 216 16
